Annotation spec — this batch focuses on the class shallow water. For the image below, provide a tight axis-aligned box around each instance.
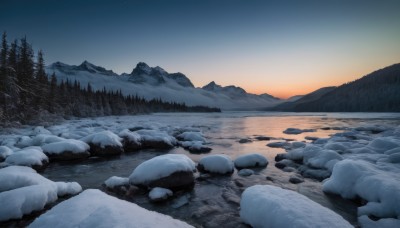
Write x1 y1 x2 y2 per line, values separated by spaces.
41 112 400 227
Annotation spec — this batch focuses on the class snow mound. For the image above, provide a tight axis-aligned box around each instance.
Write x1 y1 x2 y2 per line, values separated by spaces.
240 185 352 228
15 136 34 148
32 126 52 135
234 153 268 169
0 166 82 222
42 139 90 155
179 141 212 153
104 176 129 188
129 154 195 185
29 189 193 228
31 134 65 146
0 146 13 161
323 159 400 219
118 129 142 145
366 137 400 153
4 147 48 169
81 130 122 148
149 187 173 202
198 154 234 174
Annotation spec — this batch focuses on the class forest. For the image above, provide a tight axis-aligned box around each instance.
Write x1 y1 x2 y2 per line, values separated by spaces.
0 32 220 125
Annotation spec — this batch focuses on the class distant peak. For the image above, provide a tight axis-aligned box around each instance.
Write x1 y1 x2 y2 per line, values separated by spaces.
136 62 150 68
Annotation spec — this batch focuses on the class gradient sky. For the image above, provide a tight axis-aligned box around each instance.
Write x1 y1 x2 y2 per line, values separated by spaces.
1 0 400 98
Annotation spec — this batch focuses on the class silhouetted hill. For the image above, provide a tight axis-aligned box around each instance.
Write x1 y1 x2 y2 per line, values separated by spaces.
271 63 400 112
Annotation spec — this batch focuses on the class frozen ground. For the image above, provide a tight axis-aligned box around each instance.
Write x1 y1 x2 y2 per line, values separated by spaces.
1 111 400 227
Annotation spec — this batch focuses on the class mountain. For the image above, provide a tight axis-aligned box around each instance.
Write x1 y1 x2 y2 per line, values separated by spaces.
270 87 336 111
271 63 400 112
46 61 281 110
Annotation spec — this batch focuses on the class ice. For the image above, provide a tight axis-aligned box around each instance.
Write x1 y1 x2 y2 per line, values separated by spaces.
29 189 193 228
234 153 268 169
198 154 234 174
0 166 82 221
323 159 400 220
42 139 90 154
81 130 123 148
149 187 173 201
0 146 13 161
104 176 129 188
129 154 195 185
240 185 352 228
4 147 48 168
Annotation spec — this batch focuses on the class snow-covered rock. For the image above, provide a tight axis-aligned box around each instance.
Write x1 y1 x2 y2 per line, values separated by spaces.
283 128 316 135
234 153 268 169
29 189 193 228
0 166 81 222
32 126 52 136
81 130 123 156
104 176 129 189
323 159 400 221
179 141 212 153
15 136 34 148
197 154 234 174
177 131 206 142
129 154 196 190
42 139 90 161
136 129 177 149
365 137 400 153
4 147 49 171
118 129 142 151
240 185 352 228
358 215 400 228
149 187 173 202
31 134 65 146
0 146 13 162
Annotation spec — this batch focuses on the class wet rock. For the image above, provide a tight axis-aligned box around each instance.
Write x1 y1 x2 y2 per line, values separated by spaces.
283 167 296 172
305 136 319 141
321 127 331 130
191 205 220 218
299 165 331 181
275 153 287 162
234 179 245 187
284 128 316 135
275 159 298 170
238 169 254 177
234 153 268 169
88 144 123 156
222 190 241 205
145 171 195 191
254 136 271 141
266 176 274 181
267 141 290 148
289 175 304 184
238 139 252 144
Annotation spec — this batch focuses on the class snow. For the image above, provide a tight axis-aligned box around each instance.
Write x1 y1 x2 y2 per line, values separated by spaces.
149 187 173 201
81 130 122 148
32 126 52 135
234 153 268 169
323 159 400 220
29 189 193 228
358 215 400 228
0 146 13 161
118 129 142 145
0 166 82 221
16 136 34 148
42 139 90 154
240 185 352 228
198 154 234 174
31 134 65 146
178 131 206 142
104 176 129 188
4 147 48 168
129 154 195 185
179 141 211 153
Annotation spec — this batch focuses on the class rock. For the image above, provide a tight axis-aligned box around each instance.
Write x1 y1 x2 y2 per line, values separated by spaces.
284 128 316 135
254 136 271 141
88 143 123 156
0 146 13 162
191 205 220 218
4 147 49 172
305 136 319 141
282 167 296 172
238 169 254 176
180 141 212 153
42 140 90 161
136 129 177 149
289 175 304 184
267 141 290 148
275 153 287 162
81 131 124 156
148 187 173 202
238 138 252 144
275 159 298 170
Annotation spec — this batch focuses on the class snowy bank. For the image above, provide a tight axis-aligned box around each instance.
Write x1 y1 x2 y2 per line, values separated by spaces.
240 185 352 228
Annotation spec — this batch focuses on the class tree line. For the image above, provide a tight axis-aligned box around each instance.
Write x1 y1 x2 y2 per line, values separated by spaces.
0 32 220 125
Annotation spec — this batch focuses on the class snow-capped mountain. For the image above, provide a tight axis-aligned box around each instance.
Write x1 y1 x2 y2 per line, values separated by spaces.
46 61 282 110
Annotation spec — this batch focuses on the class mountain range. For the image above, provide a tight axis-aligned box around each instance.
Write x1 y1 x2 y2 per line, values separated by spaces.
46 61 282 110
270 63 400 112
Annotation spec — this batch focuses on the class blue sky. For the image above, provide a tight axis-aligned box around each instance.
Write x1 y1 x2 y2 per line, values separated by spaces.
1 0 399 98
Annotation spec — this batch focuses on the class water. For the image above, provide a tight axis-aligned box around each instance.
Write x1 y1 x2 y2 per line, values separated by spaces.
41 112 400 227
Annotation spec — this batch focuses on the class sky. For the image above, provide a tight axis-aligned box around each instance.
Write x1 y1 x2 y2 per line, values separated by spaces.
1 0 400 98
